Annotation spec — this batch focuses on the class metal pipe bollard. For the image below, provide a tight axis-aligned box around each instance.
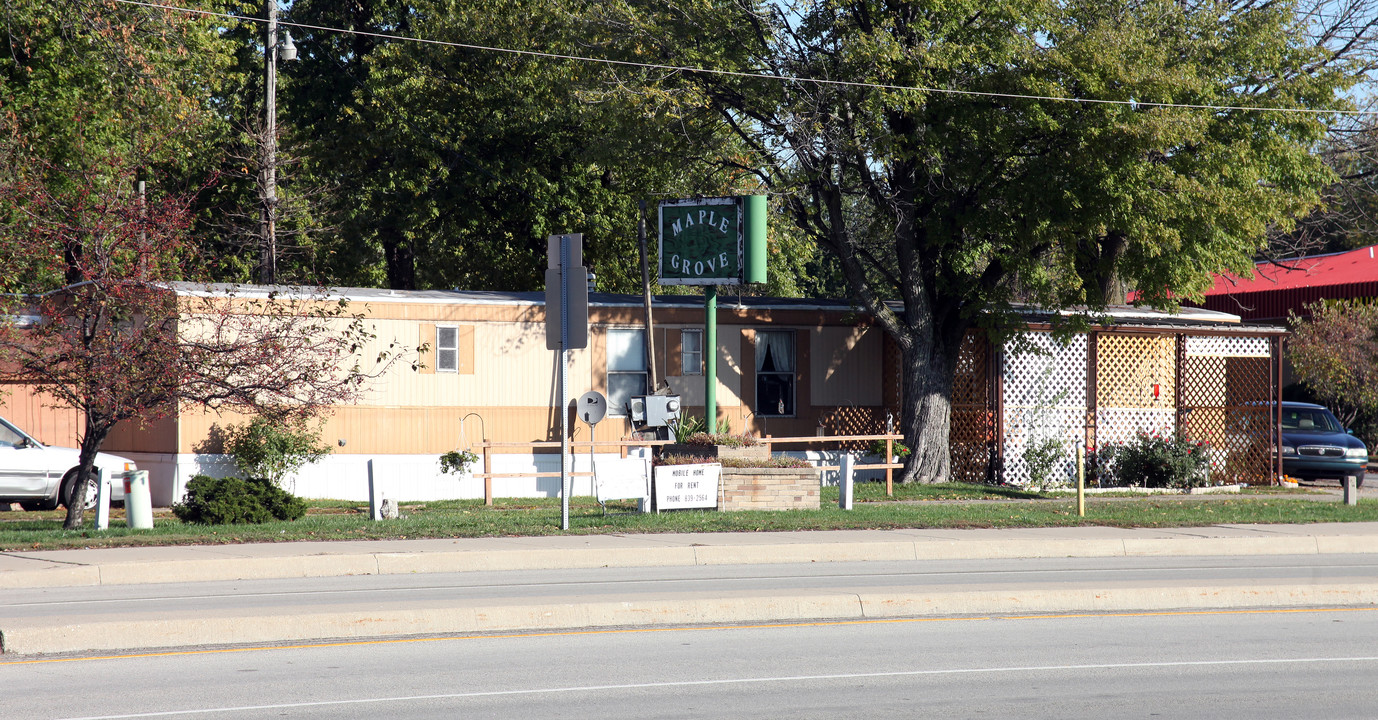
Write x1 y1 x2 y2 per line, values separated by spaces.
123 470 154 529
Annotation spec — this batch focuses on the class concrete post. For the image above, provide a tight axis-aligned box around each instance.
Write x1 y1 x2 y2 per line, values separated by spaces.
95 467 111 531
839 453 855 510
368 459 383 521
1344 475 1359 506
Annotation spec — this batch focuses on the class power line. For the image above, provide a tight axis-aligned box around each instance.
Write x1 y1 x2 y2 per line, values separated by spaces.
114 0 1376 117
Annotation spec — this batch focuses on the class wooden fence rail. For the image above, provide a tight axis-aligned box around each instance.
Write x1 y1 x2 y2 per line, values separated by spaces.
470 433 906 505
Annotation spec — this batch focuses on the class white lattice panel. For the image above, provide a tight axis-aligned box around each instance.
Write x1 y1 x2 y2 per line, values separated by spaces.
1001 333 1088 486
1184 336 1270 358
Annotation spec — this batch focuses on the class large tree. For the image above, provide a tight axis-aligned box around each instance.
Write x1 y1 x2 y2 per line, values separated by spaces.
604 0 1360 481
282 0 756 293
0 0 236 192
1288 300 1378 436
0 151 407 529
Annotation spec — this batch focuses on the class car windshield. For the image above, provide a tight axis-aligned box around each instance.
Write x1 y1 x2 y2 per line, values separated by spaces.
0 419 28 448
1281 408 1344 433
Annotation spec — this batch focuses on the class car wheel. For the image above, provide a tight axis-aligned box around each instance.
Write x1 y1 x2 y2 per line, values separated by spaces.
60 470 101 511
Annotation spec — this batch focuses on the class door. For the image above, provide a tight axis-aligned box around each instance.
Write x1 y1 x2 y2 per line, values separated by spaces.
0 418 53 498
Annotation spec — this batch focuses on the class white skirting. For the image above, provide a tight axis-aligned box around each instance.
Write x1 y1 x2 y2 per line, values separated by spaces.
121 451 622 506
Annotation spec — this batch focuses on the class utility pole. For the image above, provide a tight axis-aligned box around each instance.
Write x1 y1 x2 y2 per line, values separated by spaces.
638 200 658 392
261 0 279 285
261 1 295 284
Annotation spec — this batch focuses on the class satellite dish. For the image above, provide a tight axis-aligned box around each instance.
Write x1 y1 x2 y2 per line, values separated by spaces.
578 391 607 426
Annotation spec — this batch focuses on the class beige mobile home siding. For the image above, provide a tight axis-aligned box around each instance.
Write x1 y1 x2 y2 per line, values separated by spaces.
810 327 883 407
0 384 81 446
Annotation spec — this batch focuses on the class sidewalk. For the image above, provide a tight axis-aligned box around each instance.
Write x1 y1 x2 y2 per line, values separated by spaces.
3 521 1377 589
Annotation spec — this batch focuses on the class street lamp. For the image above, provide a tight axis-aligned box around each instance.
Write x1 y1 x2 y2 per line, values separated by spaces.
262 1 296 285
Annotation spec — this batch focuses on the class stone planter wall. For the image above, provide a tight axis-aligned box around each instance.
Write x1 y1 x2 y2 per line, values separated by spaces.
719 467 820 511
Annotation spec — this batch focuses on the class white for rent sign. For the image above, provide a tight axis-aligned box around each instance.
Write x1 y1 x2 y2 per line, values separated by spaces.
654 463 720 511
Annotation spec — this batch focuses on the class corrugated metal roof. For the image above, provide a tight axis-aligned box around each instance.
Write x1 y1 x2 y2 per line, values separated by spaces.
1206 244 1378 294
166 282 1273 330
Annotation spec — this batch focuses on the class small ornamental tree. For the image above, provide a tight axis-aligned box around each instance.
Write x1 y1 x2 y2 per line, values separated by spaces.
0 151 408 529
1288 300 1378 431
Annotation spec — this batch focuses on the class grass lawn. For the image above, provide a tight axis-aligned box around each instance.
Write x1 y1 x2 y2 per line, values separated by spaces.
1 481 1374 551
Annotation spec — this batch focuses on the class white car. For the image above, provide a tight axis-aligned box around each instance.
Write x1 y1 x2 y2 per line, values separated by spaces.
0 415 137 511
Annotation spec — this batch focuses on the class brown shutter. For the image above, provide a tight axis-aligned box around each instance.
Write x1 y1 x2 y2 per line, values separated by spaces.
666 329 682 377
457 325 475 374
418 324 436 375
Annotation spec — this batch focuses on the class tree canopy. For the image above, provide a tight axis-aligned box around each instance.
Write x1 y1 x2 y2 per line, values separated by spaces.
601 0 1362 480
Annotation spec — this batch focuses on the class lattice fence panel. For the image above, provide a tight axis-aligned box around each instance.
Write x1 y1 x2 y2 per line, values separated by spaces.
818 406 889 452
1179 336 1273 485
1001 333 1088 486
949 332 993 484
1093 334 1177 453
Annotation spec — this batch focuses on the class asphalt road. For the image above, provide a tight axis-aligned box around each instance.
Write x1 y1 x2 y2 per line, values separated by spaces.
5 604 1377 719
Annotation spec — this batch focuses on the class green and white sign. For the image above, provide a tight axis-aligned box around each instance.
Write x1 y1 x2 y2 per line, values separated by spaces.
659 198 741 285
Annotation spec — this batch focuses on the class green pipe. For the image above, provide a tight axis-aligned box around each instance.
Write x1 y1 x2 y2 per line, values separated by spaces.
706 285 717 434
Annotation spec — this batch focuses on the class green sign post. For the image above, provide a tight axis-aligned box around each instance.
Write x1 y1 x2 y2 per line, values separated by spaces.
658 197 767 433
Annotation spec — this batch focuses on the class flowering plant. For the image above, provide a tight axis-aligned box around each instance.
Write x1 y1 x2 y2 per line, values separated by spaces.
1091 431 1211 489
867 438 910 459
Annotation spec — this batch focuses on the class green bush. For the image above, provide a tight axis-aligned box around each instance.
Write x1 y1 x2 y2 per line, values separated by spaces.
224 415 331 490
1092 432 1210 489
172 475 308 525
668 415 709 442
866 438 910 459
1022 437 1066 489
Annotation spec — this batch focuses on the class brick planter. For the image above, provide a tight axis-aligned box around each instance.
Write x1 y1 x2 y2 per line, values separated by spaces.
719 467 820 511
661 443 770 462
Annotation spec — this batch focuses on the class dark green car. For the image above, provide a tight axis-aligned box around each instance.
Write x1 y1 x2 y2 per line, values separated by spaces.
1279 402 1368 487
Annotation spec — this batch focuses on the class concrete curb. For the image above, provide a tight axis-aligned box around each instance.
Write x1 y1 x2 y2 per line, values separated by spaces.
4 581 1376 656
5 532 1378 590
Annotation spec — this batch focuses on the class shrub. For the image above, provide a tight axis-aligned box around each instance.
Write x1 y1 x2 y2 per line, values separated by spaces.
224 415 331 490
172 475 307 525
866 438 910 459
1022 437 1066 490
682 431 758 448
1093 432 1210 488
668 415 708 442
656 453 810 469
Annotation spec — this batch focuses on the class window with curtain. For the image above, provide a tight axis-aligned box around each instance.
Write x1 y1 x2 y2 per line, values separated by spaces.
681 329 703 376
436 326 458 373
755 330 795 416
607 329 648 416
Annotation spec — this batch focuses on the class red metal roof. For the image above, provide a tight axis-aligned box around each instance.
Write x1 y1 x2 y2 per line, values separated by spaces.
1207 244 1378 294
1198 244 1378 321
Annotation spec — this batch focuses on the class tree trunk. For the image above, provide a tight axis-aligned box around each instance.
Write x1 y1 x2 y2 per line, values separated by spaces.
1076 232 1130 305
898 320 966 484
381 225 416 290
62 417 113 530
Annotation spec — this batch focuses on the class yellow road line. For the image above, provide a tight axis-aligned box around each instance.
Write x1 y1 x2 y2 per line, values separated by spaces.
4 606 1374 666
